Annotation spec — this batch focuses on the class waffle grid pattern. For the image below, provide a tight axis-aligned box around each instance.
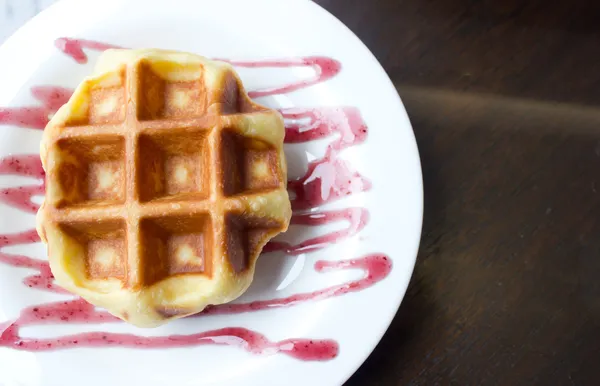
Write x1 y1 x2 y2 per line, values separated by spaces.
37 50 291 326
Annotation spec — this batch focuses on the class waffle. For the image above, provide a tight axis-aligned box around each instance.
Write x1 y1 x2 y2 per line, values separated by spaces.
36 49 291 327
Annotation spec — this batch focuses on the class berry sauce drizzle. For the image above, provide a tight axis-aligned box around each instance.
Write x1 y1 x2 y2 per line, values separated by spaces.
222 58 341 99
0 155 45 212
264 208 369 255
202 254 391 316
54 38 122 64
0 86 72 130
0 38 391 361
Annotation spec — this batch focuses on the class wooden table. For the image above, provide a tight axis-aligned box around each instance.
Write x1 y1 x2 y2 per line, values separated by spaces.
313 0 600 384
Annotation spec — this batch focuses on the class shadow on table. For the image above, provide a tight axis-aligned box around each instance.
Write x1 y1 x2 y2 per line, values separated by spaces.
345 85 600 385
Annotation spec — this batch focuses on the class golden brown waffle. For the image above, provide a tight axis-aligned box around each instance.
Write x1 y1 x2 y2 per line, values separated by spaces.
36 49 291 327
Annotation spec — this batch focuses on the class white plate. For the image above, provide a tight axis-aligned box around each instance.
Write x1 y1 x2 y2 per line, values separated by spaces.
0 0 422 385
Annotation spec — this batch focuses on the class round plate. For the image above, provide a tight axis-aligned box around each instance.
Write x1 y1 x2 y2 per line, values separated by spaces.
0 0 422 385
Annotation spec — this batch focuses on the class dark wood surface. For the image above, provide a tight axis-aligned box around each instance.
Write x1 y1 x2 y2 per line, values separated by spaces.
313 0 600 384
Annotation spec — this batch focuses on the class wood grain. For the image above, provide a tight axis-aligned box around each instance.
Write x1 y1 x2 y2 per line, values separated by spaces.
312 0 600 384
